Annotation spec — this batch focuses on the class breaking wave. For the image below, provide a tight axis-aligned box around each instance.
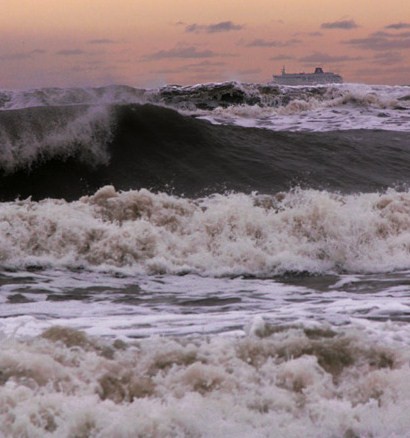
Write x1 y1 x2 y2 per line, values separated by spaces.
2 185 410 276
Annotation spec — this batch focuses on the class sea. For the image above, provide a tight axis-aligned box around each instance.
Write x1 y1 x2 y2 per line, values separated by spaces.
1 81 410 437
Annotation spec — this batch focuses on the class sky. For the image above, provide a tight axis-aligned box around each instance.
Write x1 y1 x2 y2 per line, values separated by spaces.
1 0 409 89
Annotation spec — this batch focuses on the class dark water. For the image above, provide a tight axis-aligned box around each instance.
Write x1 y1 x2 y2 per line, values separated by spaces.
1 103 409 201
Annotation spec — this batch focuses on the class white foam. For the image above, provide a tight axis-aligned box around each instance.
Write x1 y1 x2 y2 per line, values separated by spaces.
1 323 410 437
3 186 410 276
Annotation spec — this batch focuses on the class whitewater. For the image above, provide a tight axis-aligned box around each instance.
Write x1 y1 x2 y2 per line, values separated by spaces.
1 81 410 437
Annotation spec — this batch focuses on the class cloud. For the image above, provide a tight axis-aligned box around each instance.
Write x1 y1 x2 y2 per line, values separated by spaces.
244 38 301 47
151 60 226 75
321 19 359 30
142 46 219 61
300 51 363 63
270 54 294 61
150 67 186 74
385 22 410 30
88 39 117 45
238 68 261 75
185 60 226 73
354 66 404 78
185 21 244 33
372 30 410 38
344 32 410 50
372 52 404 64
185 60 226 68
0 49 46 61
56 49 88 56
294 31 323 37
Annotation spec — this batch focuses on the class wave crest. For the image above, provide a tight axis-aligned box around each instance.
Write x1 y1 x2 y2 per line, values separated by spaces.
0 105 113 172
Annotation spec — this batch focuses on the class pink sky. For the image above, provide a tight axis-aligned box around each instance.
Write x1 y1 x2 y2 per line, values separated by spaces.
1 0 409 89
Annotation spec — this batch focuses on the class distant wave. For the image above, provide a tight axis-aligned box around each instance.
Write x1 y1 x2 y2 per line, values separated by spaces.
2 82 409 112
1 82 409 136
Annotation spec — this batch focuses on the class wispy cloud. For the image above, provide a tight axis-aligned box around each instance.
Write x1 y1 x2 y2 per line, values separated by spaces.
56 49 88 56
321 19 359 30
150 60 226 75
243 38 301 47
238 68 261 74
354 66 404 78
300 51 362 63
0 49 46 61
385 22 410 30
270 54 294 61
344 31 410 50
88 39 117 45
142 46 219 61
184 60 226 73
372 30 410 38
150 67 186 75
372 52 404 64
185 60 226 68
185 21 244 33
294 31 323 37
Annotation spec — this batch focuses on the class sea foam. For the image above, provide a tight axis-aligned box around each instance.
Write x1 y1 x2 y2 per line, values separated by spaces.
1 324 410 437
2 186 410 276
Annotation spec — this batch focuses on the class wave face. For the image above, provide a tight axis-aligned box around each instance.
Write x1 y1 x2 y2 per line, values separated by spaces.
0 102 410 201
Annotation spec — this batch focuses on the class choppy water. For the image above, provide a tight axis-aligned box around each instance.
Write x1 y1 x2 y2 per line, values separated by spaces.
1 81 410 437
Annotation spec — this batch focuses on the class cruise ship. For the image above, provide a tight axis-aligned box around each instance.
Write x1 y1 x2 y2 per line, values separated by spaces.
273 67 343 85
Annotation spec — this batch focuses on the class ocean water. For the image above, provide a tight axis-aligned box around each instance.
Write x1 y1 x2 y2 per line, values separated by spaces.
1 81 410 437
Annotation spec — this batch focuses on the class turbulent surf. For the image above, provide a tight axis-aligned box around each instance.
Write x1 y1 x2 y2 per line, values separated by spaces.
1 81 410 437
